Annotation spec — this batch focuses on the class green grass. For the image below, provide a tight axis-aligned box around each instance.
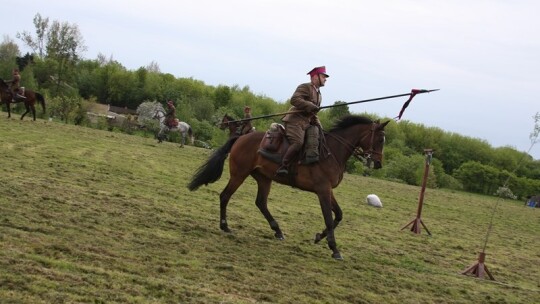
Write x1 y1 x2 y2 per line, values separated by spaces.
1 115 539 304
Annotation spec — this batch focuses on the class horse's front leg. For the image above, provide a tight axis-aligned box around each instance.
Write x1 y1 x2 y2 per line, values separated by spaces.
314 192 343 244
317 190 342 260
180 133 185 148
157 127 166 143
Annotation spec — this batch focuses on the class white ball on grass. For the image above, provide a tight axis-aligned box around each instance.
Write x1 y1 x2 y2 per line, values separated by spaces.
366 194 383 208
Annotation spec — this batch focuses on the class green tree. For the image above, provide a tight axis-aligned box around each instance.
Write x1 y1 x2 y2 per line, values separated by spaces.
48 95 82 123
214 85 232 108
0 36 21 77
454 161 500 194
17 13 49 58
75 59 100 99
327 101 351 123
18 14 86 97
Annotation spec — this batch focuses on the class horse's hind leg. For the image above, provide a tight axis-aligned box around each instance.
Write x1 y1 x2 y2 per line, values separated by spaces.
6 103 11 118
314 192 343 244
31 105 36 121
252 172 284 240
20 104 30 120
219 174 250 233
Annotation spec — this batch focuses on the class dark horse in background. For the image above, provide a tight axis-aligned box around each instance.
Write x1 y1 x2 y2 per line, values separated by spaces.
189 115 389 259
219 114 254 138
0 78 46 121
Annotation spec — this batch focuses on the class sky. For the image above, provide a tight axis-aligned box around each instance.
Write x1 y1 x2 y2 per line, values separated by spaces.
4 0 540 160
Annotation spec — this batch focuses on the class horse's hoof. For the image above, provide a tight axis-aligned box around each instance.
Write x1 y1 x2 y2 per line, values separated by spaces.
220 224 231 233
332 252 343 260
275 233 285 240
314 233 322 244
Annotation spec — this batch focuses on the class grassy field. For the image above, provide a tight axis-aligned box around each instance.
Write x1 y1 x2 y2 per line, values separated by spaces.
0 115 538 304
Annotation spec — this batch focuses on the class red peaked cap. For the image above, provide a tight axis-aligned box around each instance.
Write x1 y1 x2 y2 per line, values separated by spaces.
307 66 329 77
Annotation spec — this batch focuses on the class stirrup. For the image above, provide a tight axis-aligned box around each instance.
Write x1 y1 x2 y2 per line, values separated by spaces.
276 166 289 176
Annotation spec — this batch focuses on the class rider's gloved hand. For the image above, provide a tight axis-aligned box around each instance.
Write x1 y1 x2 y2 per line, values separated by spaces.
306 104 319 113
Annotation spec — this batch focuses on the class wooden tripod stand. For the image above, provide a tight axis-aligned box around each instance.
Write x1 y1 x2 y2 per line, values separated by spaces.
401 149 432 236
462 252 495 280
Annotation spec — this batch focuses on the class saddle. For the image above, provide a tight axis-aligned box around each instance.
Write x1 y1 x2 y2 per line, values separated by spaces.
258 123 289 163
258 123 322 165
168 118 179 128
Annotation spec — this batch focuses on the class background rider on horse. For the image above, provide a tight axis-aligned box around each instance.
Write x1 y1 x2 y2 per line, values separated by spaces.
165 100 179 128
6 68 26 102
236 106 253 135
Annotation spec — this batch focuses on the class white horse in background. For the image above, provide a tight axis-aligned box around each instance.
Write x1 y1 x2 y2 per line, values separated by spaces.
153 109 194 147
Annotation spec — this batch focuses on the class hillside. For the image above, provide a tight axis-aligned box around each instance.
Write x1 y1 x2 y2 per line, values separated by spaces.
0 115 539 304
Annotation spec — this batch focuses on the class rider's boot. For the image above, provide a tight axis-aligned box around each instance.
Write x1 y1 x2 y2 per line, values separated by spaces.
276 143 301 176
12 89 25 102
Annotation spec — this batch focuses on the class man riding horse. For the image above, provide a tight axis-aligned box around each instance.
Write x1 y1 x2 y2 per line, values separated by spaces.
236 106 254 135
165 100 179 128
5 68 26 102
276 66 328 176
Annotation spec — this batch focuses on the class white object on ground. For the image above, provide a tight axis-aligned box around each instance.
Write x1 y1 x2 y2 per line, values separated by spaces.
366 194 383 208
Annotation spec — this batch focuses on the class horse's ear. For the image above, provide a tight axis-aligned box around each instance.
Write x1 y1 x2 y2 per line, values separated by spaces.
379 120 391 129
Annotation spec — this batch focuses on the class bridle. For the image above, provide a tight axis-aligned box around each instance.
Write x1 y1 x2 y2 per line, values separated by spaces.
154 110 165 120
327 122 382 164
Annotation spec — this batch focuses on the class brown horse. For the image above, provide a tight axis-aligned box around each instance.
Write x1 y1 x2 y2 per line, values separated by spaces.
189 115 389 259
0 78 46 121
219 114 254 138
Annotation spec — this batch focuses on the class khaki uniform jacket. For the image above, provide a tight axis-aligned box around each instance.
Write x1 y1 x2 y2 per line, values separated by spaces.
240 112 253 134
165 106 176 127
282 82 321 129
8 73 21 91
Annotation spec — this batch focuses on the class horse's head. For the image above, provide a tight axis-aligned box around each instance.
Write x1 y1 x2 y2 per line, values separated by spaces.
0 79 11 102
329 116 390 170
219 114 235 130
361 120 390 169
153 110 163 120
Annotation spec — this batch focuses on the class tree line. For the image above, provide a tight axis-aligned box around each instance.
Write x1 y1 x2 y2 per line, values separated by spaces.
1 13 539 200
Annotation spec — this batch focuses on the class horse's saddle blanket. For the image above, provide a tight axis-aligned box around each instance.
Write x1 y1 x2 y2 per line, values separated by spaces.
257 123 289 163
168 119 179 128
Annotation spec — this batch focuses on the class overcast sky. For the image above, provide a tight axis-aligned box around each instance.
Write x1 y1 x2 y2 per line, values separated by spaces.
5 0 540 159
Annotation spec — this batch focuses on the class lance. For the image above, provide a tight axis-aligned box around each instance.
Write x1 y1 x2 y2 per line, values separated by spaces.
223 88 439 124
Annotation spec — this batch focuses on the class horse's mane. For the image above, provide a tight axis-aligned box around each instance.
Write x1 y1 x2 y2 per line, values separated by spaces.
224 114 236 121
329 115 373 132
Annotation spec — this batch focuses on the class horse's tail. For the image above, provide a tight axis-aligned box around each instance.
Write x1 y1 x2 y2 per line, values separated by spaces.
36 92 46 113
188 136 240 191
188 126 194 145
